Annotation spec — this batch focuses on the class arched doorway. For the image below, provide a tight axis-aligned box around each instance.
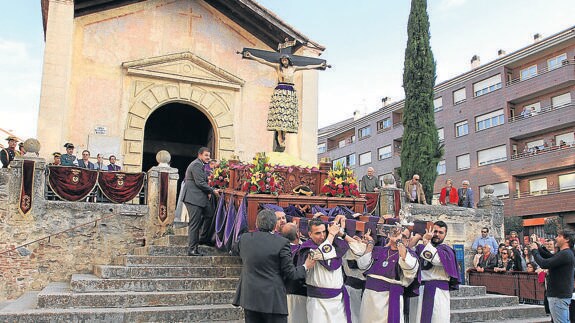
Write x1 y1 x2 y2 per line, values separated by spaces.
143 102 215 193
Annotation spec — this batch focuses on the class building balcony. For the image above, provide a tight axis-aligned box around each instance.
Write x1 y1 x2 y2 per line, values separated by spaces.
509 102 575 139
510 144 575 176
505 60 575 103
506 188 575 217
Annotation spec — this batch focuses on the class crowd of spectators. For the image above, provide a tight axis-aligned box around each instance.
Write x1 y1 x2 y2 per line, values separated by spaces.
50 143 122 171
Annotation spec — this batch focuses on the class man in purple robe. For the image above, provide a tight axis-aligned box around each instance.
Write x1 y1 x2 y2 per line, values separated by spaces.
409 220 460 323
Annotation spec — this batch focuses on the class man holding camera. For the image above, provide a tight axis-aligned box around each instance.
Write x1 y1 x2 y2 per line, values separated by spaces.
357 226 419 323
297 215 362 323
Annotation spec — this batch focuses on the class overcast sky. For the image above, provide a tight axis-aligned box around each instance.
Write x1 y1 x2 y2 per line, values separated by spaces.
0 0 574 138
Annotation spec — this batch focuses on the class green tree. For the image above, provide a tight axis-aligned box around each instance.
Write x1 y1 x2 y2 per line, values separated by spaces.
400 0 443 203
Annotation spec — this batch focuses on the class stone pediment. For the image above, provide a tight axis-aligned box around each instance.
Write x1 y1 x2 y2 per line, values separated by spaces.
122 52 245 90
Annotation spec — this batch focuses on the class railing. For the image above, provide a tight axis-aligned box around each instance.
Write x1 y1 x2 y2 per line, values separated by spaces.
511 142 574 160
513 186 575 199
44 170 148 204
509 102 574 123
393 121 403 128
506 59 574 86
468 269 544 304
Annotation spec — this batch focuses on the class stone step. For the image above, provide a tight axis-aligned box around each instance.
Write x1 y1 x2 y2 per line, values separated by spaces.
70 274 239 293
37 282 236 309
451 294 518 309
480 317 551 323
94 264 241 279
0 304 243 322
451 304 547 322
133 245 228 256
450 285 487 297
154 235 188 246
114 255 241 267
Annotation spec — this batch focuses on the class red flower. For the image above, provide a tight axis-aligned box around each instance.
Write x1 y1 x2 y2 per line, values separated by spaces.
250 185 258 192
337 188 343 195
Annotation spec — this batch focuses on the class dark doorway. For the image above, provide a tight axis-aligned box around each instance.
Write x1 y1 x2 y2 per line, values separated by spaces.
143 102 215 194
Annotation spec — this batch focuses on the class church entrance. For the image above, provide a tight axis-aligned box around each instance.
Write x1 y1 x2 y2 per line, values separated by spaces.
142 102 215 194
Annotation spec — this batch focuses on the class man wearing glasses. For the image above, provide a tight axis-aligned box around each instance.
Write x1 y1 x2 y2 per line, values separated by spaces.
404 174 427 204
472 227 499 255
77 150 95 170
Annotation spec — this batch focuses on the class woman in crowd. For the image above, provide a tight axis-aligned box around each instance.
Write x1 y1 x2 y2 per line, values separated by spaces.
494 248 515 272
526 262 538 273
439 179 459 206
522 246 535 267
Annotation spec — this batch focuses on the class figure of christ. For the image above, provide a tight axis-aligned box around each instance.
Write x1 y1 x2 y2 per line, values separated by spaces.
243 51 327 151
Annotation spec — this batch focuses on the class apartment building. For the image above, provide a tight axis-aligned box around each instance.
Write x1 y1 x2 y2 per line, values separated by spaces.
318 26 575 232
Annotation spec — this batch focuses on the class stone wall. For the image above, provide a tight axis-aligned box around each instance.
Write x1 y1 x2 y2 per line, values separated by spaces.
0 152 178 301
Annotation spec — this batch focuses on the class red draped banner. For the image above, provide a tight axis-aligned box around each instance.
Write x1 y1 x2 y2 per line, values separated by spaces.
364 192 379 214
98 171 145 203
19 160 35 215
48 166 98 202
158 172 169 223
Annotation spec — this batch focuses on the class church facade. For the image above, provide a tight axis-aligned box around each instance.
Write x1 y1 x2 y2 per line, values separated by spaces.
37 0 325 174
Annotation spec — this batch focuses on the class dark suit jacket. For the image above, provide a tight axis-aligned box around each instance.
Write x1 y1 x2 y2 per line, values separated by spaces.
182 158 213 207
77 160 95 170
477 253 497 269
457 187 474 208
107 164 121 171
232 231 306 315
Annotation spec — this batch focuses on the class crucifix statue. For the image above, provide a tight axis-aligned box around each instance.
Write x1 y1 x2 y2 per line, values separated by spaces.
239 39 330 152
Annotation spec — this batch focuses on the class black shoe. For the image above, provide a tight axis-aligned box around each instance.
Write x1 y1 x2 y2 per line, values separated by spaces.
188 250 203 256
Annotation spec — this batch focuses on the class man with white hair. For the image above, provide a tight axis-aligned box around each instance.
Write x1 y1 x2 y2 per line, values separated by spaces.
457 180 474 208
361 167 381 192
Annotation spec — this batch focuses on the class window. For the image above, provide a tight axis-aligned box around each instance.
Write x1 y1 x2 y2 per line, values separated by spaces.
453 88 466 105
359 126 371 139
318 143 326 154
548 53 567 70
436 160 446 175
338 139 346 148
438 128 444 142
359 152 371 165
529 178 548 196
378 145 392 160
521 102 541 116
551 93 571 108
332 156 346 168
377 118 392 131
456 154 470 170
520 65 537 80
434 97 443 112
476 109 504 131
478 145 507 166
526 139 544 149
559 173 575 192
556 132 574 146
455 120 469 137
480 182 509 199
347 154 356 167
378 175 385 187
473 74 502 97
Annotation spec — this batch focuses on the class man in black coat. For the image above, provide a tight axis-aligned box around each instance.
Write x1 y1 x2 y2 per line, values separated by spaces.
182 147 219 256
233 209 315 323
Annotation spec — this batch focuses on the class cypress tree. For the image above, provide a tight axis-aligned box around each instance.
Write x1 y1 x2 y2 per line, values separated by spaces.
400 0 443 204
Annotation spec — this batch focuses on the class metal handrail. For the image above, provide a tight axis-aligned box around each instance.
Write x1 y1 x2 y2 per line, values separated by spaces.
513 186 575 199
511 142 574 160
509 102 574 123
506 59 574 86
0 213 117 256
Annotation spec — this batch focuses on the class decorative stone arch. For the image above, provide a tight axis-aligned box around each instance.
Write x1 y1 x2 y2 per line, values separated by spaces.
121 52 244 172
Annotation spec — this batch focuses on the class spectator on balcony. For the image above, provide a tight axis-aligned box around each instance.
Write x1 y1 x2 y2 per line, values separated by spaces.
560 140 568 148
94 153 106 170
494 248 515 272
530 230 575 323
107 155 121 171
18 142 26 156
475 244 497 272
1 136 18 168
530 106 539 117
60 143 78 166
472 246 483 268
472 227 499 255
457 180 474 208
49 152 61 166
404 174 426 204
361 167 381 193
520 107 531 119
78 150 95 170
439 179 459 206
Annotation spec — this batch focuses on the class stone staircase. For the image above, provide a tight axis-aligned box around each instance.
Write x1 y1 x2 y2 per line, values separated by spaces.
0 233 244 322
0 229 550 322
450 283 549 322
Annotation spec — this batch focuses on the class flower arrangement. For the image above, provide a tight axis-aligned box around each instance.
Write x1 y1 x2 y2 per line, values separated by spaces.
320 161 360 197
208 159 230 189
240 153 282 195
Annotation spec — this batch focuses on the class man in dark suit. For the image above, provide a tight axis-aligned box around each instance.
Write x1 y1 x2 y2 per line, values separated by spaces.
182 147 219 256
233 209 315 323
77 150 95 169
457 180 475 208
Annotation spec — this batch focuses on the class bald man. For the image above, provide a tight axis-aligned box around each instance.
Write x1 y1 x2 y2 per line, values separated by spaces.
361 167 381 192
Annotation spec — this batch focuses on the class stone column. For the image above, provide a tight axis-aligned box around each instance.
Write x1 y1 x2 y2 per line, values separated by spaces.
477 185 505 243
146 151 179 241
378 174 401 217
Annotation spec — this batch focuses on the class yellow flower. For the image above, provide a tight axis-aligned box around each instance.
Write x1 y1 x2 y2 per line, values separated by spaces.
251 176 258 184
324 179 331 185
334 177 344 186
334 169 342 176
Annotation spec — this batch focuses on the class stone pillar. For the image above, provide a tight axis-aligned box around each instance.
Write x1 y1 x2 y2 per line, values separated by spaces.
146 151 179 242
378 174 401 217
477 185 505 243
37 0 75 158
